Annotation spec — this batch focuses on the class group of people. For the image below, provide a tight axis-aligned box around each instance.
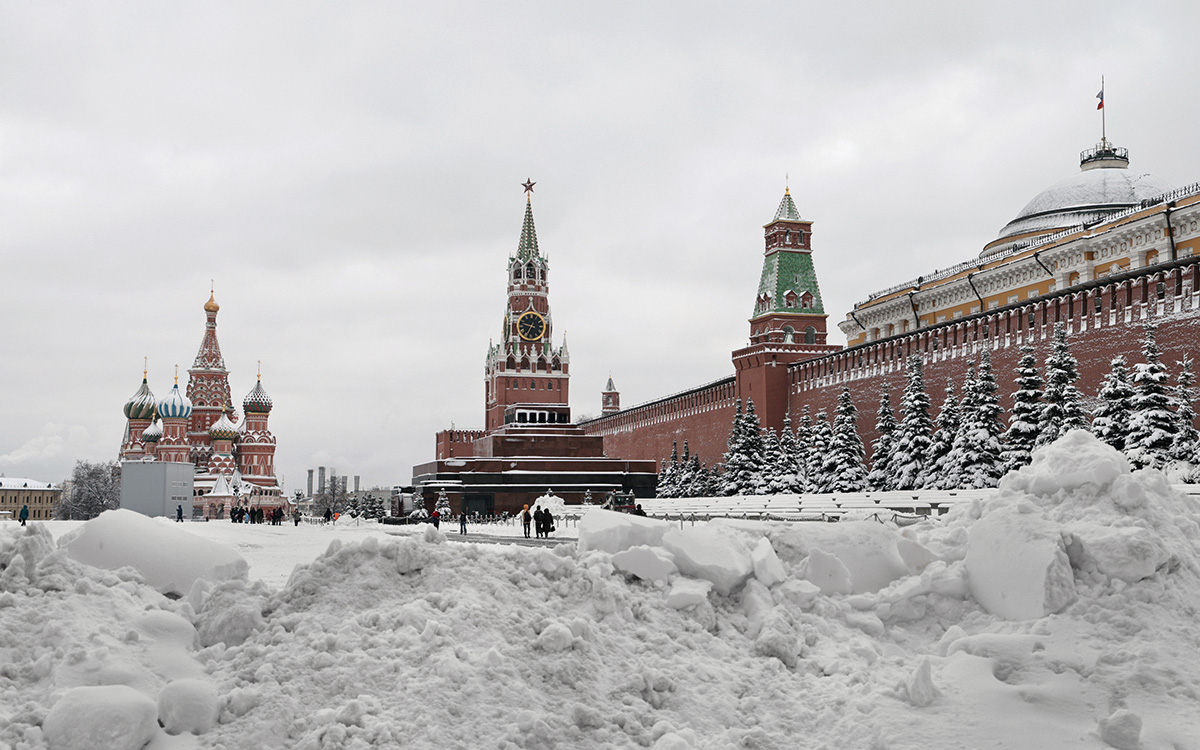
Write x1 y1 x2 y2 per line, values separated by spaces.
520 504 555 539
230 506 288 525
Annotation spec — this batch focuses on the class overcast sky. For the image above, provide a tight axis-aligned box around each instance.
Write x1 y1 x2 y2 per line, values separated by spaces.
4 1 1200 492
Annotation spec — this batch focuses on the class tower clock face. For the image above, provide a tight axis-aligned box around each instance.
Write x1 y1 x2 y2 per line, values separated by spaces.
517 310 546 341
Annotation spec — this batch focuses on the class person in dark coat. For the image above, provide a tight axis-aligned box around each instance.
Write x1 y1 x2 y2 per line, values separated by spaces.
19 504 29 526
176 505 183 522
532 507 544 538
293 510 302 526
521 505 532 539
324 507 333 524
459 512 467 535
543 508 555 537
632 504 647 516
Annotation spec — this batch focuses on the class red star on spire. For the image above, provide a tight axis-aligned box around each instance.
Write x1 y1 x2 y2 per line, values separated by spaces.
521 179 536 195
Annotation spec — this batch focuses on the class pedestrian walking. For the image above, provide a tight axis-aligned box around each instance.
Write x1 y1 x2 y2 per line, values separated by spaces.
521 505 532 538
176 505 183 522
19 504 29 526
459 512 467 535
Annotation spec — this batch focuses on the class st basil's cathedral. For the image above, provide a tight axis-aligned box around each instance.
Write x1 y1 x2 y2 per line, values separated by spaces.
119 292 282 518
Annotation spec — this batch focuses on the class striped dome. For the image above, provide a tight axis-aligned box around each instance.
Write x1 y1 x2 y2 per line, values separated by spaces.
208 411 238 441
157 383 193 419
142 419 163 443
243 378 273 414
123 378 157 420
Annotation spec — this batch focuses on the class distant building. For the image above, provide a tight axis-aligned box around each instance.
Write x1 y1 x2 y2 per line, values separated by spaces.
118 292 283 519
0 477 61 521
412 187 658 514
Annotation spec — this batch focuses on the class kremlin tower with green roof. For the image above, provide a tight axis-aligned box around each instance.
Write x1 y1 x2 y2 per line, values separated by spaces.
731 187 840 434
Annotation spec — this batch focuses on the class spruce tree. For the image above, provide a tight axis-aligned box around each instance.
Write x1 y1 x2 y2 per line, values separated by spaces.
823 387 868 491
1001 344 1042 472
684 453 705 497
1037 323 1088 447
866 390 898 491
777 416 804 493
794 407 814 491
928 384 962 490
675 441 695 496
1169 357 1199 478
807 410 834 492
760 429 785 494
1091 355 1135 452
722 399 766 495
742 400 767 494
955 350 1005 488
892 355 935 490
1127 321 1177 470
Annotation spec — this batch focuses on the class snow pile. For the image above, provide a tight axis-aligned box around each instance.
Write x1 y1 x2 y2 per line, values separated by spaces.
961 430 1198 619
58 508 248 595
2 431 1199 749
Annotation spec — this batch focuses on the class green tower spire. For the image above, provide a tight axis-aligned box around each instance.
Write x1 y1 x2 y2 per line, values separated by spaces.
774 188 801 221
516 195 541 260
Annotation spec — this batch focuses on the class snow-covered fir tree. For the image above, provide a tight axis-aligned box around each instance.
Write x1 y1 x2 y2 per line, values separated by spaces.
865 391 898 491
928 384 961 490
434 489 452 519
760 429 785 493
721 399 765 495
794 407 814 491
806 410 834 492
1126 321 1177 470
952 350 1005 488
1001 344 1042 473
346 493 363 518
658 441 681 498
1037 323 1088 447
892 355 935 490
1169 357 1199 480
675 441 695 495
1091 355 1135 453
822 387 868 491
776 416 804 493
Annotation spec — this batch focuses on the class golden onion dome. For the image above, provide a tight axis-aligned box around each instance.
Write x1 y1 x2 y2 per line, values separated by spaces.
204 292 220 313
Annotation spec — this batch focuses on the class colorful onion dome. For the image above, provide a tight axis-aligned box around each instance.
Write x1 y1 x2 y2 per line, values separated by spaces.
204 292 220 313
243 377 272 414
157 382 193 419
142 419 163 443
123 378 157 420
208 411 238 441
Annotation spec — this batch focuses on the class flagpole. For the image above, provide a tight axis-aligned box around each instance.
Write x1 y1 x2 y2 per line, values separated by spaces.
1100 76 1106 143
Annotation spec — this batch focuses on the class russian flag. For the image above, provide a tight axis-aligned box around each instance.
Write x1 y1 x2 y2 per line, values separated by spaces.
1096 87 1104 110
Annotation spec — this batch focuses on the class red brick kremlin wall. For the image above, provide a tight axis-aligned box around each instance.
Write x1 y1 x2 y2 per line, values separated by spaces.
584 258 1200 468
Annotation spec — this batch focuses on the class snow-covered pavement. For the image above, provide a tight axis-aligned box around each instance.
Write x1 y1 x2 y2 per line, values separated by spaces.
2 431 1199 749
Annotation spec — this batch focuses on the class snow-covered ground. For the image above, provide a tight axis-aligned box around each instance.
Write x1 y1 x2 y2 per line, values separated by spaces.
2 431 1199 750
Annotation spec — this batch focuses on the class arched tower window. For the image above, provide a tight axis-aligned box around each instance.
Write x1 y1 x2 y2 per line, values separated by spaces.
804 326 816 344
782 326 794 343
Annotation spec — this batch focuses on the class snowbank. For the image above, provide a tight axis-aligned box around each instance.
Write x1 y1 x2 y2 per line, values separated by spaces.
58 509 248 595
2 431 1199 749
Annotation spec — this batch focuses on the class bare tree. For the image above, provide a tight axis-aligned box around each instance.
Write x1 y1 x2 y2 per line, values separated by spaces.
59 461 121 519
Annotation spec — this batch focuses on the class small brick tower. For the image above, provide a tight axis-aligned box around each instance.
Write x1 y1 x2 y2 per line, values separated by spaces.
602 375 620 414
483 181 571 431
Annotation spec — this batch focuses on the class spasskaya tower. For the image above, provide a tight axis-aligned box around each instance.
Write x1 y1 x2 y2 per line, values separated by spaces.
483 180 570 431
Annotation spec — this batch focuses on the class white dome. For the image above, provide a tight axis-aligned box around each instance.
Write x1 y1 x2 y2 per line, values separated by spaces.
983 143 1172 258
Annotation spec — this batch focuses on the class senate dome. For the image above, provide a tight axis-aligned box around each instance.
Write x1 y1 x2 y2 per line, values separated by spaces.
981 139 1173 258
